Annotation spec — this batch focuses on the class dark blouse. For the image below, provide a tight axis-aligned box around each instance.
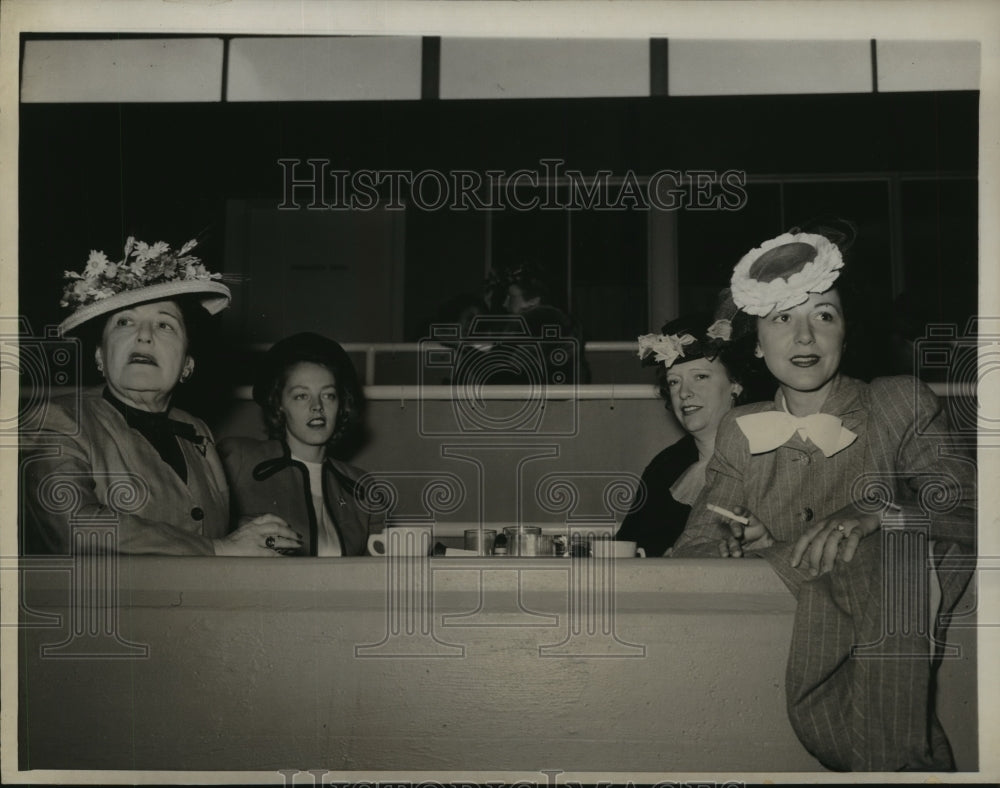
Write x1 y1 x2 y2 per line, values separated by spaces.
616 433 699 557
102 387 203 483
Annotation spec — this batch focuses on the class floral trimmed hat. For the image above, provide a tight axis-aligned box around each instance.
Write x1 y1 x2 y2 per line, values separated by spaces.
729 231 843 317
637 313 734 369
58 237 231 334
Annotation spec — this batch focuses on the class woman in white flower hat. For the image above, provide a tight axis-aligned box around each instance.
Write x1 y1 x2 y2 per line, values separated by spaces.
22 237 302 556
616 312 753 556
672 221 975 771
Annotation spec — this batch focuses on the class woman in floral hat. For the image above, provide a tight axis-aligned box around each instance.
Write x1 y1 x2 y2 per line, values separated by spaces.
616 313 751 556
672 223 975 771
22 237 301 556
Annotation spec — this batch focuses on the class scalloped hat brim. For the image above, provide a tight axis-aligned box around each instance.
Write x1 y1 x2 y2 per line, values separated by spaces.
58 280 231 335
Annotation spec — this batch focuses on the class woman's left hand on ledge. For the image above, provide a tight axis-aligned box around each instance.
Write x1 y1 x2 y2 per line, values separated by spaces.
213 514 304 557
790 503 880 577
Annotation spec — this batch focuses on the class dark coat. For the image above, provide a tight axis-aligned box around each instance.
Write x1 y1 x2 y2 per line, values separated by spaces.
616 433 698 557
219 437 381 556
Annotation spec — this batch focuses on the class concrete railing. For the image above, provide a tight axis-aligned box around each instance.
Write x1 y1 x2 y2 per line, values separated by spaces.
16 555 978 774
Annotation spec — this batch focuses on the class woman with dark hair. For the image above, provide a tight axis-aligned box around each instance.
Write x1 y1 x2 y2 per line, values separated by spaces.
219 333 380 556
616 313 752 556
672 227 975 771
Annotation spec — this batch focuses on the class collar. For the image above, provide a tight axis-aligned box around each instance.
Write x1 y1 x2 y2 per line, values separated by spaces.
736 376 864 458
775 375 868 434
102 387 204 445
251 440 363 500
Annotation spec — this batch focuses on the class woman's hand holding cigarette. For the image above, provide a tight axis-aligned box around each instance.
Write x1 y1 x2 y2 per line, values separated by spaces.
709 504 773 558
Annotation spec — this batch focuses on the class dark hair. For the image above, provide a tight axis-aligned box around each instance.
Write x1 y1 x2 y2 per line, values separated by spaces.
255 333 365 455
651 312 757 407
498 262 551 302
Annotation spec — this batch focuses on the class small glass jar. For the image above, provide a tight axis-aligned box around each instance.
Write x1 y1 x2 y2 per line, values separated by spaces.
503 525 543 556
464 528 497 556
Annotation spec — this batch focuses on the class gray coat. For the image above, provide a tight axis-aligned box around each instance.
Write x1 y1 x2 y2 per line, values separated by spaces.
673 375 975 771
22 388 229 555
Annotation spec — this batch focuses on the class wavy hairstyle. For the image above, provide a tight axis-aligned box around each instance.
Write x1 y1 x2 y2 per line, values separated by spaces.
253 333 366 456
648 312 759 408
725 215 871 381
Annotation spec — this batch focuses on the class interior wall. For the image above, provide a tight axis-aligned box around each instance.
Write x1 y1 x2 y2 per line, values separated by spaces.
215 395 684 529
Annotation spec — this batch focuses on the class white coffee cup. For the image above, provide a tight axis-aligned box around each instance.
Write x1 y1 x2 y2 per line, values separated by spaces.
590 539 645 559
367 526 433 556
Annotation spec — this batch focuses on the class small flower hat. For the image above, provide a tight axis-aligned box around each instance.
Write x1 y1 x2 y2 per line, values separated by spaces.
637 313 735 369
58 237 231 334
729 232 844 317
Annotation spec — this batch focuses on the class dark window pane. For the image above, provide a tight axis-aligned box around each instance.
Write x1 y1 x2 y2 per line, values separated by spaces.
404 207 488 340
677 183 783 314
897 178 978 381
491 187 570 310
899 179 977 327
571 208 647 341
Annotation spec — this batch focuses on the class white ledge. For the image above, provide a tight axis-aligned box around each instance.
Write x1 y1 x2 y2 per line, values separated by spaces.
232 381 974 401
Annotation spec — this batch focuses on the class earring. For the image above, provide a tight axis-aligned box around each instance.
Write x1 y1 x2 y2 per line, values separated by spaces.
754 347 764 359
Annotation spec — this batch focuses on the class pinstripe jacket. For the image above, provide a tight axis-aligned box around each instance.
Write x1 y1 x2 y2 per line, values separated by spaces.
672 375 976 557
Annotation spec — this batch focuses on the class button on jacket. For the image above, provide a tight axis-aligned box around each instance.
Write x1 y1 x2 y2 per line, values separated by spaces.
674 375 975 553
22 388 230 555
673 375 975 771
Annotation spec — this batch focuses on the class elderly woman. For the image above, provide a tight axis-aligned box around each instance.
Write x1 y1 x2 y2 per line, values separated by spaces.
219 332 380 556
672 225 975 771
22 237 301 556
616 313 750 556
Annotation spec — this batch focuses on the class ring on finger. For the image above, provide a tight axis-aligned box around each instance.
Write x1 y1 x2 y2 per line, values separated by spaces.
265 535 276 549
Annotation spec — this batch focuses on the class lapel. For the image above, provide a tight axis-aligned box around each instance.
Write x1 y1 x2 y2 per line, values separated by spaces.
98 396 193 499
818 375 868 442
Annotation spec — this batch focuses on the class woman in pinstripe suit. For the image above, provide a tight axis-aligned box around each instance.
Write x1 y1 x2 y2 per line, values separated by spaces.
673 226 976 771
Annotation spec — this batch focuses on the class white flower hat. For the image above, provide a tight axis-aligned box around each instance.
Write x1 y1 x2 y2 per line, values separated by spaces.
58 237 231 334
730 232 843 317
637 312 735 370
637 331 697 368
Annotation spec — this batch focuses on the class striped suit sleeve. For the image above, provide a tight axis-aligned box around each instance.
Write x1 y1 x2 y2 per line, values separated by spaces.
868 377 976 548
672 411 749 557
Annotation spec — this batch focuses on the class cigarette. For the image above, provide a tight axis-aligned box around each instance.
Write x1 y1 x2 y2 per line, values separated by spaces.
707 503 750 525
